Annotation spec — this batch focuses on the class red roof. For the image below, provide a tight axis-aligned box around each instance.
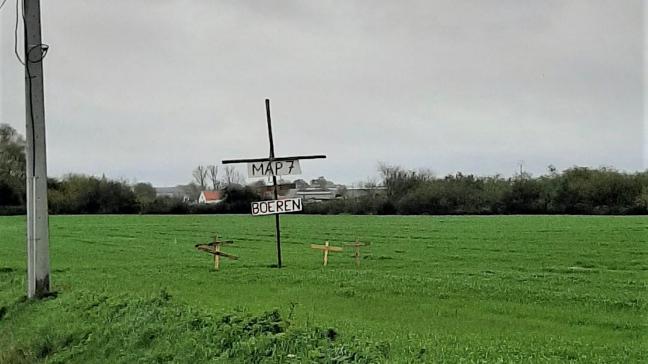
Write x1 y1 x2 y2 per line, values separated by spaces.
202 191 222 201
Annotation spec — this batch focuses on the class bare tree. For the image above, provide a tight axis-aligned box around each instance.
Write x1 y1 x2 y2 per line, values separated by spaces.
310 176 331 190
293 179 309 190
0 123 26 180
192 165 208 191
222 165 244 187
378 162 429 199
207 165 219 190
179 182 201 202
362 177 378 189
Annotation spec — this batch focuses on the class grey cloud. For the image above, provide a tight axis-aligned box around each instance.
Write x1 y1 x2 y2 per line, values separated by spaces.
0 0 644 186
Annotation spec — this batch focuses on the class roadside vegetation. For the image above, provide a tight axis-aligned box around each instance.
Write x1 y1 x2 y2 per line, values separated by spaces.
0 289 387 363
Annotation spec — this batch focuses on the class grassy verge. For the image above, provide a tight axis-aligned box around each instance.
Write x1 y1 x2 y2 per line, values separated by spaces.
0 285 388 363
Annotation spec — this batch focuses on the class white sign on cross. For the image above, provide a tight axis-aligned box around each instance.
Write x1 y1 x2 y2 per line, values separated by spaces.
247 160 302 178
251 198 303 216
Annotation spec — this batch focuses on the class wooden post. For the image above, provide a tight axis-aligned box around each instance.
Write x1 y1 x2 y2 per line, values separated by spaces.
323 241 329 266
195 235 238 271
310 241 344 266
214 243 221 271
344 240 369 268
354 243 360 268
265 99 283 268
213 235 220 271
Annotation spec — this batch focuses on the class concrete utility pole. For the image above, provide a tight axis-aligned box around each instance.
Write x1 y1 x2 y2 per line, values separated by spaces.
23 0 51 298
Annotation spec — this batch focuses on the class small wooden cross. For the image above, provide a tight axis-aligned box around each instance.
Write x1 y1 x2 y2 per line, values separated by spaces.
195 235 238 271
310 241 343 266
344 240 370 268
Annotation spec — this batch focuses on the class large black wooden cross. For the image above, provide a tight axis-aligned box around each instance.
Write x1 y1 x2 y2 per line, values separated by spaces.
222 99 326 268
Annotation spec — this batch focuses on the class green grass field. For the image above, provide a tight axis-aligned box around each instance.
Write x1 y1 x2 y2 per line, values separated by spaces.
1 215 646 363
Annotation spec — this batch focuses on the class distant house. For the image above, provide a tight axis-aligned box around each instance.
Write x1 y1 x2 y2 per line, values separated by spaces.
155 186 191 201
198 191 223 204
155 187 179 198
294 186 387 201
295 188 338 202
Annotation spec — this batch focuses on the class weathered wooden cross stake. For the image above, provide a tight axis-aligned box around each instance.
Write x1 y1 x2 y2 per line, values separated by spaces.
195 235 238 271
310 241 344 266
222 99 326 268
344 240 370 268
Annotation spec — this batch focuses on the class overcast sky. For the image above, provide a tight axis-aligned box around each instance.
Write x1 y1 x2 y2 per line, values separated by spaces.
1 0 646 186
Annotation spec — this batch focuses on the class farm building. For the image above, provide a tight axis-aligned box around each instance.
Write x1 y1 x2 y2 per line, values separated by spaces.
154 186 192 201
198 191 223 204
295 186 387 201
344 186 387 198
295 188 339 201
253 182 297 199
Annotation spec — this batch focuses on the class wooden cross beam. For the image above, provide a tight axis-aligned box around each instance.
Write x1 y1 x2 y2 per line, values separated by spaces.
310 241 344 266
222 155 326 164
344 240 370 268
221 99 326 268
195 235 237 271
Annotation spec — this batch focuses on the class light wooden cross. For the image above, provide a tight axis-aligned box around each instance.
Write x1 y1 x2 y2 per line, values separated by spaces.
310 241 344 266
344 240 370 268
195 235 238 271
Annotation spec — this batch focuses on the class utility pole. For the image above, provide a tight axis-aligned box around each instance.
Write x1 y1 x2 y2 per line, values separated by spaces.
23 0 51 298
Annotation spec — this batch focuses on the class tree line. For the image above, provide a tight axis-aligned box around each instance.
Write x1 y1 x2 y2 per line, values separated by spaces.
2 123 647 215
306 164 648 215
1 173 260 215
0 124 258 215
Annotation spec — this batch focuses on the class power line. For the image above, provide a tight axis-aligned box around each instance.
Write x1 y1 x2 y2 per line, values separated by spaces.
0 0 9 11
15 0 25 65
15 0 50 176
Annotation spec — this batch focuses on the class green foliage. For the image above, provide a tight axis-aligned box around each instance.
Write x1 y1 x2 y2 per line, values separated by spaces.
553 168 646 214
395 173 505 214
304 195 392 215
635 186 648 210
48 174 138 214
217 185 262 213
140 196 189 214
312 167 648 215
0 289 388 363
0 124 26 206
1 215 646 362
133 182 157 210
504 174 546 213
